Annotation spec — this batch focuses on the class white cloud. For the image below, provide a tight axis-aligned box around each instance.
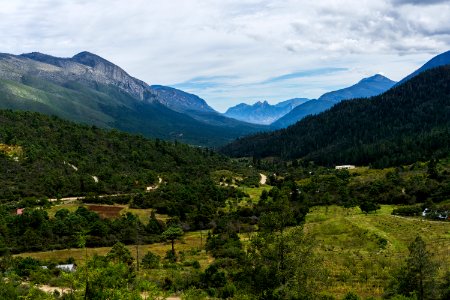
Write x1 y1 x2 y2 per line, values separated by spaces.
0 0 449 111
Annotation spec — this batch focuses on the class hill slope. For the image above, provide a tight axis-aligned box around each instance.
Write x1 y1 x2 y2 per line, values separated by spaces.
271 99 335 129
272 75 396 128
0 52 266 147
397 50 450 86
149 85 216 114
318 74 396 103
221 66 450 167
0 109 231 199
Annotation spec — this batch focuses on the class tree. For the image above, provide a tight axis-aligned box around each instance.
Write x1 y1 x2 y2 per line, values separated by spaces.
359 198 380 215
161 226 184 255
427 158 439 180
141 251 160 269
441 271 450 300
106 242 134 265
244 226 322 299
389 236 438 300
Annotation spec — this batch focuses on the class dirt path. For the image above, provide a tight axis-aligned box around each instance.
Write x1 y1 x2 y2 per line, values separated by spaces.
38 285 71 295
259 173 267 185
49 177 163 203
147 177 163 191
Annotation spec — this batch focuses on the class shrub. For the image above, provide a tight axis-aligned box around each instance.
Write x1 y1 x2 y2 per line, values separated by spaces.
141 251 160 269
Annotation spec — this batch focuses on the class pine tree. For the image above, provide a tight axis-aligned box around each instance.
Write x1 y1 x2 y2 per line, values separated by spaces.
395 236 438 300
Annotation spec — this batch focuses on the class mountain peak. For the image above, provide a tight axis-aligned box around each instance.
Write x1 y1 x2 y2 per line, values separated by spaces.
358 74 395 84
255 100 269 106
72 51 114 68
318 73 396 103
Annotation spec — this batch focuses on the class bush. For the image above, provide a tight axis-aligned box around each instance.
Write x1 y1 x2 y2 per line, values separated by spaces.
192 260 201 269
165 250 177 263
342 291 360 300
392 205 422 217
141 251 160 269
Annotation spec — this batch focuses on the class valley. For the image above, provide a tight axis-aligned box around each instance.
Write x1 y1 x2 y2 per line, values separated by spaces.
0 48 450 300
2 0 450 298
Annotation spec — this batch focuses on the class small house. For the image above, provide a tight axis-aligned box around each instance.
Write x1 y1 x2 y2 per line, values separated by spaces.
335 165 356 170
56 264 76 272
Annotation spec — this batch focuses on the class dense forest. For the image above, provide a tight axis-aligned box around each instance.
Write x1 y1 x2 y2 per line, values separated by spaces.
0 109 241 200
221 66 450 168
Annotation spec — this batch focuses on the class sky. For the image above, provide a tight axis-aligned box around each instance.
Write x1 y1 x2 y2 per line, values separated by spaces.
1 0 449 112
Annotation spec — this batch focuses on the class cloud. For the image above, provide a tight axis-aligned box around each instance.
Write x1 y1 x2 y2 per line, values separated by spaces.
264 68 348 83
391 0 449 5
0 0 449 111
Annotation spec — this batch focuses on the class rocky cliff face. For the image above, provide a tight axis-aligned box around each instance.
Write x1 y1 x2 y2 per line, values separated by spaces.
71 52 152 100
149 85 216 113
14 51 153 101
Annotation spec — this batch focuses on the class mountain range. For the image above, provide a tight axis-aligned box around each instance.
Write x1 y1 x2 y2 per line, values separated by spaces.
271 74 397 128
224 98 309 125
220 64 450 167
1 49 450 149
0 51 266 147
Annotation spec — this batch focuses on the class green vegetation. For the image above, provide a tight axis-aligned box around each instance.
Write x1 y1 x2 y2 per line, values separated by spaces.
0 62 267 147
221 66 450 168
0 108 449 298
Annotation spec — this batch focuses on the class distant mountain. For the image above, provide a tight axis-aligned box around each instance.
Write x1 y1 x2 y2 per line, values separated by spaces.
271 99 335 129
149 85 216 114
221 66 450 168
274 98 310 109
147 85 263 129
224 98 309 125
0 51 267 147
396 50 450 86
271 74 396 128
318 74 396 103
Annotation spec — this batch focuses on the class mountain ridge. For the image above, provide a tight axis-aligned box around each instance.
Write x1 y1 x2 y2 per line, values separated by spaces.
396 50 450 86
271 74 396 128
224 98 309 125
221 65 450 167
0 51 267 147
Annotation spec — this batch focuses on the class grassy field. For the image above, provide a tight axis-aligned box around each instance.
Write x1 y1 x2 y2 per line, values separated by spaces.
305 205 450 298
239 185 272 202
46 203 168 224
22 204 450 298
16 230 212 268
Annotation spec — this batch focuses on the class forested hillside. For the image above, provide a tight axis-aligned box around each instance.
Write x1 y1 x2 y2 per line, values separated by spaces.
0 109 235 200
222 66 450 168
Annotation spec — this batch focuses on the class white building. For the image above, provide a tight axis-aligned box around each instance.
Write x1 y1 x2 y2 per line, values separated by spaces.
335 165 356 170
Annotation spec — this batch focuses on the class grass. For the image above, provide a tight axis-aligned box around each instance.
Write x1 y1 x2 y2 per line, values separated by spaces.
46 203 80 217
46 203 169 224
16 231 212 268
238 185 272 203
25 203 450 298
305 205 450 298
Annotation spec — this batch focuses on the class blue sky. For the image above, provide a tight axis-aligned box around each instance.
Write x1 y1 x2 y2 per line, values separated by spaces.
1 0 449 111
